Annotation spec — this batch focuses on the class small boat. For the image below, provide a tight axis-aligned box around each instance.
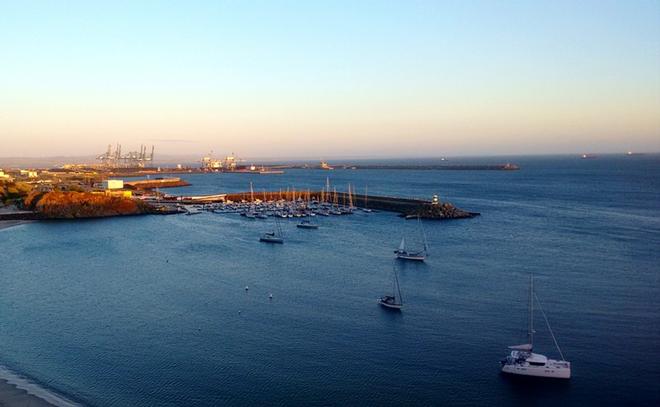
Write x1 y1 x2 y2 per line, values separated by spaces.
378 266 403 310
297 220 319 229
256 213 268 219
260 219 284 244
500 275 571 379
259 232 283 243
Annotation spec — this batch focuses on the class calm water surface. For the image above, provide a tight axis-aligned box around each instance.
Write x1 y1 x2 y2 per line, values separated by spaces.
1 155 659 406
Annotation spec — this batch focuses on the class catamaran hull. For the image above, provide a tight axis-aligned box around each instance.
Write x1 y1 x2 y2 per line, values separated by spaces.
501 364 571 379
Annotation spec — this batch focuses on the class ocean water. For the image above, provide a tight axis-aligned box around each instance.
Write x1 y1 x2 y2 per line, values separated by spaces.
1 155 659 406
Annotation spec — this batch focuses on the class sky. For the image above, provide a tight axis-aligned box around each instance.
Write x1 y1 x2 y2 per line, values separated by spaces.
1 0 659 159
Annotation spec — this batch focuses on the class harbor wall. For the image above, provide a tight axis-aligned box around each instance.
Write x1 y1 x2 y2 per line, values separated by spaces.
213 191 478 219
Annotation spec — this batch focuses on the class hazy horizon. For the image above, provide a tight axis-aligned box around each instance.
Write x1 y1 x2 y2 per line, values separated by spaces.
2 1 659 157
1 151 658 170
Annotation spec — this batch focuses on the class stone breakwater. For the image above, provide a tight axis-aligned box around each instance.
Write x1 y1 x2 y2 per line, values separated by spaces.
216 191 479 220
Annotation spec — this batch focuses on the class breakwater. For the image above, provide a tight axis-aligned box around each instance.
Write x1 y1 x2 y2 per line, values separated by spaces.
124 177 190 190
344 163 519 171
172 190 479 220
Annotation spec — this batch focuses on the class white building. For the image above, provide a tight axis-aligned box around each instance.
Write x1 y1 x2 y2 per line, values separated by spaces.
103 179 124 190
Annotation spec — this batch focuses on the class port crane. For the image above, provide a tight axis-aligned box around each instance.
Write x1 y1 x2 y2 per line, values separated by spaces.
97 144 154 168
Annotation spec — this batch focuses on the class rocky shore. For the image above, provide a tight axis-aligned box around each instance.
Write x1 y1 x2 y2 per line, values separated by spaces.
401 202 480 220
23 191 152 219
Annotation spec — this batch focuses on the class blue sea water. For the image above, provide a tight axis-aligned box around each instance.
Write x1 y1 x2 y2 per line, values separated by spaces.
1 155 659 406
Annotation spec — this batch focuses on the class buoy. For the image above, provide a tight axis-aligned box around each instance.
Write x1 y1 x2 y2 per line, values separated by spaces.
269 293 273 299
245 286 249 291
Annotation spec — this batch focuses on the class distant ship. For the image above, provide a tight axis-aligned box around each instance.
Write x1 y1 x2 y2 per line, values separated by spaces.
320 160 334 170
500 275 571 379
581 154 597 159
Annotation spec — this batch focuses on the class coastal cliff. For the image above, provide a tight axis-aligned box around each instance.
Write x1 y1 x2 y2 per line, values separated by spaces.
24 191 151 219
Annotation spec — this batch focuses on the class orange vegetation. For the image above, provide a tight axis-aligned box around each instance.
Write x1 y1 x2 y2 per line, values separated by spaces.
24 191 149 218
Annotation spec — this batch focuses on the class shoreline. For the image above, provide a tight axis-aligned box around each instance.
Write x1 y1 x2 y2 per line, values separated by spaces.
0 365 80 407
0 220 34 231
0 378 55 406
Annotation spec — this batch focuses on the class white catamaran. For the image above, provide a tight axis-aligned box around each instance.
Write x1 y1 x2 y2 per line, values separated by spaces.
394 217 429 261
378 265 403 310
501 275 571 379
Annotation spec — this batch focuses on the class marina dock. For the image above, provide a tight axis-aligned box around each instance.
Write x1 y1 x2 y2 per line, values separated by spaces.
162 190 479 220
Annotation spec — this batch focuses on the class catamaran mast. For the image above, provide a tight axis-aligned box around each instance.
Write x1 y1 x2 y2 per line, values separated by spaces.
529 274 534 349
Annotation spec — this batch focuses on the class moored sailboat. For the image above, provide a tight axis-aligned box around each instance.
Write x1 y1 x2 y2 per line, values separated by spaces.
394 217 428 261
500 275 571 379
378 265 403 310
296 220 319 229
260 218 284 244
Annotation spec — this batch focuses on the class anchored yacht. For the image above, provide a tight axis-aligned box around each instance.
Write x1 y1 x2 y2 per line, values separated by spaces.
501 275 571 379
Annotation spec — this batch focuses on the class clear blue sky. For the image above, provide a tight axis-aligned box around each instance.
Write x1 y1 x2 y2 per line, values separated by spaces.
1 0 659 158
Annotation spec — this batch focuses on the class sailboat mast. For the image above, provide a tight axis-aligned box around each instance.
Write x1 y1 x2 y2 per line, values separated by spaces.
418 216 429 253
394 267 403 304
348 184 353 208
529 274 534 348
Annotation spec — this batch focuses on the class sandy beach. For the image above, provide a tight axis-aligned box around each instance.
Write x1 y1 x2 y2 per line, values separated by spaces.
0 220 34 231
0 378 56 406
0 205 36 231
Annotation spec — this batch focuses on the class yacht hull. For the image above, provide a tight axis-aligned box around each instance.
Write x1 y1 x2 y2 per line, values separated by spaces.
260 237 283 244
501 364 571 379
378 299 402 310
395 253 425 261
297 224 319 229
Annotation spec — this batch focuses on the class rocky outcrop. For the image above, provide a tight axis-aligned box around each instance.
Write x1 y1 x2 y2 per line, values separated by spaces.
401 202 479 220
24 191 152 219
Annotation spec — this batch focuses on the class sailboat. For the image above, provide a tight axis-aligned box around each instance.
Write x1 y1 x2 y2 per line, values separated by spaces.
378 265 403 310
394 217 428 261
297 219 319 229
260 218 284 244
501 275 571 379
362 185 372 213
